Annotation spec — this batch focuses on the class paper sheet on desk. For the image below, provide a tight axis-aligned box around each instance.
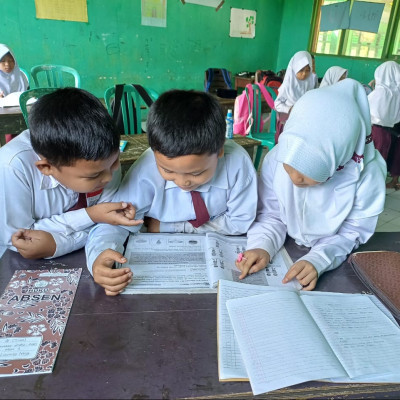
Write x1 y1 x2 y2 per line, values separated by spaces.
120 233 299 294
0 92 36 108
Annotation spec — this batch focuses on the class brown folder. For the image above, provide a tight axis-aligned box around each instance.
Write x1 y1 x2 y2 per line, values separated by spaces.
349 251 400 320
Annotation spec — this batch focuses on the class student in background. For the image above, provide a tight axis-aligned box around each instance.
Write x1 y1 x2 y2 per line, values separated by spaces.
86 89 258 295
274 50 315 143
368 61 400 188
0 44 28 98
319 66 348 88
310 55 319 88
236 79 386 290
0 88 140 259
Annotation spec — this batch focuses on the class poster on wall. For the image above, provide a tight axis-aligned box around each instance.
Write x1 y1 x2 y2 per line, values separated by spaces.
320 1 350 32
35 0 88 22
348 1 384 33
229 8 256 39
184 0 224 11
141 0 167 28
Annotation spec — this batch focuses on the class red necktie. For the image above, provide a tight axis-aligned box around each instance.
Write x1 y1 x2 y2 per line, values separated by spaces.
68 193 87 211
188 191 210 228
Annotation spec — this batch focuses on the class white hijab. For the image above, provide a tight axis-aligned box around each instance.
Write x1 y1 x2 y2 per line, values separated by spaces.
273 78 386 244
275 51 315 108
0 44 28 96
319 66 348 88
368 61 400 128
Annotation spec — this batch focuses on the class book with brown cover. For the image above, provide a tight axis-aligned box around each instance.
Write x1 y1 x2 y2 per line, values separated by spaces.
349 251 400 320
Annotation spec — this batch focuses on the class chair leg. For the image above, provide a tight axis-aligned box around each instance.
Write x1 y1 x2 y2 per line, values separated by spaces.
254 144 264 170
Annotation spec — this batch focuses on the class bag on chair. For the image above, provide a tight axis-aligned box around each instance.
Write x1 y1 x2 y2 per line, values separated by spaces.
233 83 275 136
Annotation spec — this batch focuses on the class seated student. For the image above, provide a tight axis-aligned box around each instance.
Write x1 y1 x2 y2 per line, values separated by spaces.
310 54 319 89
319 66 348 88
368 61 400 169
236 79 386 290
0 43 28 98
274 50 315 143
0 88 141 259
86 89 258 295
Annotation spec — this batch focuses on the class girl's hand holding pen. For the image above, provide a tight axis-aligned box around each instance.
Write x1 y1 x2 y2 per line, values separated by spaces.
235 249 270 279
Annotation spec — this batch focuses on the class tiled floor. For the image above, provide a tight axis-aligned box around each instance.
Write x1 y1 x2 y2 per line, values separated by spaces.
376 187 400 232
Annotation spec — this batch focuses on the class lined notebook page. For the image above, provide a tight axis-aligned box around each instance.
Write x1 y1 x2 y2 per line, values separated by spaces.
226 291 345 395
301 294 400 378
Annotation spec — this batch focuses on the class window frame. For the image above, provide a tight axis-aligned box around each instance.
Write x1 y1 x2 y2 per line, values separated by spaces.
308 0 400 61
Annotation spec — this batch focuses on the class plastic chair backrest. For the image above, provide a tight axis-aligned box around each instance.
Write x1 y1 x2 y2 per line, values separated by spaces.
30 64 81 88
19 87 58 126
205 68 233 93
104 84 159 135
19 67 30 88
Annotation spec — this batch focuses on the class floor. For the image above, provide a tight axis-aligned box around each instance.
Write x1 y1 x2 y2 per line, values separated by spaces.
376 186 400 232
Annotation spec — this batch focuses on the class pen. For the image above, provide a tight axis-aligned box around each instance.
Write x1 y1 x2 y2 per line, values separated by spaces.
236 252 247 263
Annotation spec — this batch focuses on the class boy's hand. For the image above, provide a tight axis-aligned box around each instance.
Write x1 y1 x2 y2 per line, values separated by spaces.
11 229 56 259
235 249 270 280
92 249 133 296
283 260 318 291
145 217 160 233
86 202 144 226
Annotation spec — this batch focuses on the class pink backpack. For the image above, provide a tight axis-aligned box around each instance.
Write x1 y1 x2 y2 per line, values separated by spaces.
233 82 275 136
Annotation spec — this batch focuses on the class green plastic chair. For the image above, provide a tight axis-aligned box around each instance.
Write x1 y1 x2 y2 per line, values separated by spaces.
30 64 81 88
246 85 277 170
19 67 30 88
19 87 58 126
104 84 159 135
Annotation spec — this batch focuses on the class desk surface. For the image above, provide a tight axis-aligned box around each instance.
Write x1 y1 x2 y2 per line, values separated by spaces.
120 134 261 166
0 233 399 399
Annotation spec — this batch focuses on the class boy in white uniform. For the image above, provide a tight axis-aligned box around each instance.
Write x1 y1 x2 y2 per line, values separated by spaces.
86 89 258 295
0 88 139 259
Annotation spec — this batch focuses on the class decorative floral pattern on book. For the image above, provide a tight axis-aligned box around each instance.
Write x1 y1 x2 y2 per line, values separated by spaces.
0 268 81 375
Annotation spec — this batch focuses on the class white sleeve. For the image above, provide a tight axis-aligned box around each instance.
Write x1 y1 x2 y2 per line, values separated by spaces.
274 95 291 114
246 155 287 258
85 224 130 275
299 216 377 276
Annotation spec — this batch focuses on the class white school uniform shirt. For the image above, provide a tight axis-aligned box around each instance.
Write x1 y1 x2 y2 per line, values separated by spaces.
85 140 258 274
274 51 315 113
319 66 348 88
247 79 386 277
368 61 400 128
0 44 28 96
0 130 121 257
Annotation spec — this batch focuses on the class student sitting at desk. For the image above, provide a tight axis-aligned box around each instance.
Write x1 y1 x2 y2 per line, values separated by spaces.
236 79 386 291
0 88 141 259
86 89 258 295
0 43 28 98
274 50 315 143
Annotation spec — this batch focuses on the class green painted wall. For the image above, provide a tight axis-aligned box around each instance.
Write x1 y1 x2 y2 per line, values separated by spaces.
0 0 284 97
277 0 381 84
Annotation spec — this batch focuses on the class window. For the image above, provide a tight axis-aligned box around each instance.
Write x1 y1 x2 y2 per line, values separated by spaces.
311 0 400 59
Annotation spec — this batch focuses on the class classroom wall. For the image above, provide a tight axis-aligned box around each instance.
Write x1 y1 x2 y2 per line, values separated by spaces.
1 0 284 97
277 0 381 84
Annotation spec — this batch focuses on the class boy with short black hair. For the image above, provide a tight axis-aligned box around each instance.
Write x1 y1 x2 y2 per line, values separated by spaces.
86 89 258 296
0 87 140 259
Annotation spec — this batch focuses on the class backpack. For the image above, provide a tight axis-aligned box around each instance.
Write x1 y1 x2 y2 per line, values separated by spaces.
233 83 275 136
259 70 283 95
112 84 154 134
205 68 237 98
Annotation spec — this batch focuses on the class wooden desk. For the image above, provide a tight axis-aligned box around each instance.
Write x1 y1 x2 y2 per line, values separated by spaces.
120 134 261 169
0 106 27 145
0 233 399 399
234 75 254 90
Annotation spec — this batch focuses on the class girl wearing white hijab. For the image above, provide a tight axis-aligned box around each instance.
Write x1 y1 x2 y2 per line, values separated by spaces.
0 44 28 97
319 66 348 88
368 61 400 172
236 79 386 290
274 50 315 142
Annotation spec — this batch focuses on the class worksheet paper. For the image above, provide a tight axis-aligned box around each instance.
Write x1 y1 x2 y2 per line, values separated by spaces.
121 233 300 294
226 289 400 395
